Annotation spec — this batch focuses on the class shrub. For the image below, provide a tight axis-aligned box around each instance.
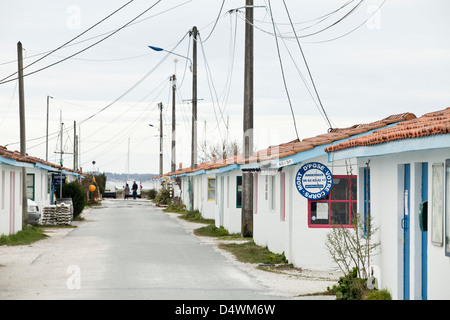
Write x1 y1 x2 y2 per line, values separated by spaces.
327 267 369 300
56 182 86 218
364 288 392 300
147 189 157 200
194 225 230 237
164 202 186 213
265 251 288 264
154 188 172 206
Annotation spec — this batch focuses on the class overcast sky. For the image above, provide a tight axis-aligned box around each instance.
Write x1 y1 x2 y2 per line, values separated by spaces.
1 0 449 174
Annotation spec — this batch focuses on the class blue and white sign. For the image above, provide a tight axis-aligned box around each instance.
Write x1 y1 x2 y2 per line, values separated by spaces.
295 162 333 200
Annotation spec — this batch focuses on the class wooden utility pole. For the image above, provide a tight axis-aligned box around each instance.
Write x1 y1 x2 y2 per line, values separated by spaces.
191 26 198 170
46 95 53 162
17 41 28 227
59 111 63 199
241 1 254 237
189 26 198 211
73 121 77 170
159 102 163 176
171 74 176 173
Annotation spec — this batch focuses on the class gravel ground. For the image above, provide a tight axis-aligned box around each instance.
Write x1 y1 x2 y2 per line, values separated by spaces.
162 209 341 300
0 205 341 300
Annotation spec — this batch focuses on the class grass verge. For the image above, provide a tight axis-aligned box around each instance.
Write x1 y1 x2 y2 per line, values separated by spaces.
218 241 288 265
0 225 49 246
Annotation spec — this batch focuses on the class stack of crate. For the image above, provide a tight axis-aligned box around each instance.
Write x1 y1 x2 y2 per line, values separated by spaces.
41 203 72 226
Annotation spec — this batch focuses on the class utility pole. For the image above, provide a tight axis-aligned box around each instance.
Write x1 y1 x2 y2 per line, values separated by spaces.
159 102 163 176
59 110 63 199
171 74 176 173
189 26 198 211
191 26 198 170
242 1 254 237
73 121 77 170
17 41 28 227
46 95 53 162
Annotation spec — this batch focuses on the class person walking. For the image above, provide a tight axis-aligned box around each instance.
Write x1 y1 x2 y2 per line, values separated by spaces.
124 183 130 200
132 181 138 200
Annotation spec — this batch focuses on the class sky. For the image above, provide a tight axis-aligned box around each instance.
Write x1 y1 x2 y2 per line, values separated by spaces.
0 0 449 174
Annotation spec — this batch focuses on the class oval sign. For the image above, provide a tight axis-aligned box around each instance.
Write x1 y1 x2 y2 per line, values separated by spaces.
295 162 333 200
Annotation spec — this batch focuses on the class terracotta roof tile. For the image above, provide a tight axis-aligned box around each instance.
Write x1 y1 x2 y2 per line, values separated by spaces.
325 108 449 153
0 145 84 175
155 111 415 177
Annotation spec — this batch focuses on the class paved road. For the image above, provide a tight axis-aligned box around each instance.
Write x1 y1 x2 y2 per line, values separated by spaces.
0 199 284 300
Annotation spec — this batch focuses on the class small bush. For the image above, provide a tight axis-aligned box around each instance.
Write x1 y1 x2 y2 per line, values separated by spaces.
327 267 369 300
154 188 172 206
194 225 230 237
147 189 157 200
265 251 288 264
364 288 392 300
164 203 186 213
179 210 214 224
219 241 289 265
56 182 86 218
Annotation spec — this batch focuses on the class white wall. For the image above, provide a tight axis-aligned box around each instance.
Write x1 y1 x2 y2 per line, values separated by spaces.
253 155 356 271
216 170 244 235
26 167 51 208
0 164 23 236
357 148 450 300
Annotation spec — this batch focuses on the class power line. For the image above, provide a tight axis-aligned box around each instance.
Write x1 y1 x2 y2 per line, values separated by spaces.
0 0 135 83
0 0 194 67
79 32 189 125
267 0 300 141
254 0 357 26
304 0 387 44
237 0 365 40
0 0 163 85
201 0 226 42
281 0 333 130
8 32 189 150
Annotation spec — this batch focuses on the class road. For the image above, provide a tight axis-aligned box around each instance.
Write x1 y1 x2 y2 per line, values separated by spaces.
0 199 286 300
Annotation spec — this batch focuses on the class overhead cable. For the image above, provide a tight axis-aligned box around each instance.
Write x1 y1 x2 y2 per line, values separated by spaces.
267 0 300 141
0 0 163 85
0 0 135 83
281 0 333 130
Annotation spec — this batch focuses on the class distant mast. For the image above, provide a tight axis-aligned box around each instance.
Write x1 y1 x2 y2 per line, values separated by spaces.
126 138 130 181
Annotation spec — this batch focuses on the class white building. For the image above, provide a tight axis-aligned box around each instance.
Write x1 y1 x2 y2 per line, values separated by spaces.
326 107 450 300
0 146 83 236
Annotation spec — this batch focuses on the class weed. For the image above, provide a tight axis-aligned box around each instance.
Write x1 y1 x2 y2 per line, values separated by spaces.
0 225 49 246
219 241 288 265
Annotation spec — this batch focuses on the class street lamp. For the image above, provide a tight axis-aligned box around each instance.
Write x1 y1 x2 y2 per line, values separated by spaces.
148 46 193 72
149 27 198 212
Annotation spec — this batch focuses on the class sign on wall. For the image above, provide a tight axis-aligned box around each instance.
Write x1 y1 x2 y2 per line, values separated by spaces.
295 162 333 200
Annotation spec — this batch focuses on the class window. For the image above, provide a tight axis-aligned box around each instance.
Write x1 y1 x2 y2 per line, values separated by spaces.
254 174 258 214
270 175 276 211
308 175 357 228
227 176 230 209
26 173 35 201
1 170 4 210
207 178 216 201
363 167 371 236
431 163 444 245
264 176 268 200
236 176 242 208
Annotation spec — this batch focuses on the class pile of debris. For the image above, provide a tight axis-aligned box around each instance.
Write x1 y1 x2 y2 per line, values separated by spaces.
41 203 72 225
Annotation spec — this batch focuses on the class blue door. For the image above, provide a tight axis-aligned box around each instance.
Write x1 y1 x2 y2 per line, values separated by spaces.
421 163 428 300
403 164 411 300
